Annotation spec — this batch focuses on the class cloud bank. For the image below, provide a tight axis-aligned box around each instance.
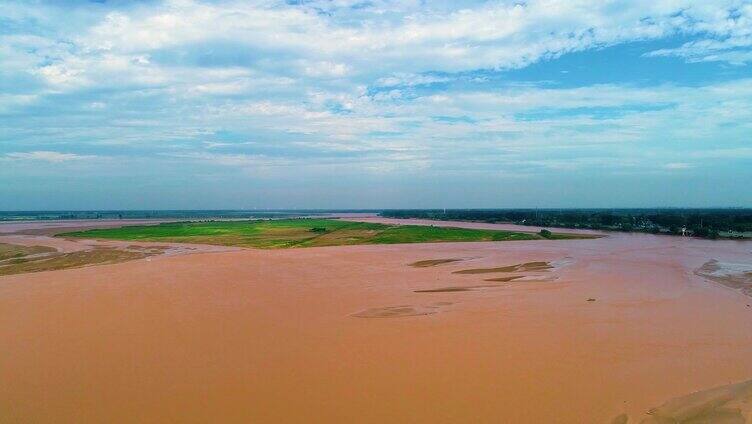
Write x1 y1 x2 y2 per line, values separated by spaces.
1 0 751 208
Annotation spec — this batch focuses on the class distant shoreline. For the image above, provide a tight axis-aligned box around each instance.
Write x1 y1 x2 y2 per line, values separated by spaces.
2 208 750 240
380 209 752 240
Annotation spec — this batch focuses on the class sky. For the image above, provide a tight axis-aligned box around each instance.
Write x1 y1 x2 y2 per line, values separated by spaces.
1 0 751 210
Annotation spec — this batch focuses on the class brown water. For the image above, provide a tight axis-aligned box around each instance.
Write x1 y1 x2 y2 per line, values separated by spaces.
1 219 752 422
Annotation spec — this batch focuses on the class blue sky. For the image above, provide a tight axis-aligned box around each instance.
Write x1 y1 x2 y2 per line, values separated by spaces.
1 0 751 209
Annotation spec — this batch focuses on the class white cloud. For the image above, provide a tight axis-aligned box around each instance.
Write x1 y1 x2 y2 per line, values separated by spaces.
4 0 748 94
1 0 751 182
664 162 693 170
376 73 451 87
171 152 291 168
645 3 752 63
688 147 752 159
301 61 350 77
4 151 96 163
0 94 38 112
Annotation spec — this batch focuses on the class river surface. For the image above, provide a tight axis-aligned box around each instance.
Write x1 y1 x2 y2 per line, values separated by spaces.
1 218 751 422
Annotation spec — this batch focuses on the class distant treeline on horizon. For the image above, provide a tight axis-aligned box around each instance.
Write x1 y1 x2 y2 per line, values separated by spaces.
381 208 752 239
0 210 358 222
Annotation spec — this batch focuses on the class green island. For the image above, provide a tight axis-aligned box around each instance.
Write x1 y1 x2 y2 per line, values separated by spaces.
59 218 590 249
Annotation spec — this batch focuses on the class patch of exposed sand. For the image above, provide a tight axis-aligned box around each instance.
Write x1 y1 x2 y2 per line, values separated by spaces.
352 304 448 318
414 287 474 293
414 283 510 293
2 219 752 422
696 259 752 297
0 234 90 253
612 378 752 423
409 258 463 267
483 275 526 282
0 237 239 276
453 261 553 274
0 246 151 276
0 223 242 276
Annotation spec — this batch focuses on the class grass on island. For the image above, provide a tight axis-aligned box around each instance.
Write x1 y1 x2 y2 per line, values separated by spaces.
58 218 589 249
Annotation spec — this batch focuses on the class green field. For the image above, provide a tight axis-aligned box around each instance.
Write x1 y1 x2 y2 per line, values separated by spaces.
58 218 575 249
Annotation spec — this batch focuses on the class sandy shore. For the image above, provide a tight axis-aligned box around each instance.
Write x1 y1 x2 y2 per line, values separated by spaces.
2 219 752 422
342 215 604 235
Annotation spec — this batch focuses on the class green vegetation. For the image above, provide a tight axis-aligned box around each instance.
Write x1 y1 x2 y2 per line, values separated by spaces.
382 208 752 239
58 218 576 249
